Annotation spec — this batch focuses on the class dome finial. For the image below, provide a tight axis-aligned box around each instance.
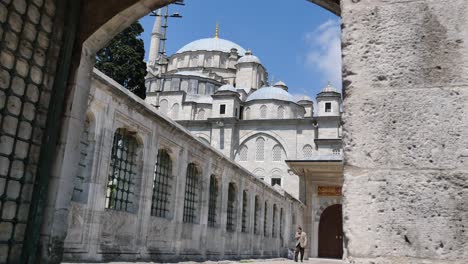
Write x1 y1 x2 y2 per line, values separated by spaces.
215 22 219 39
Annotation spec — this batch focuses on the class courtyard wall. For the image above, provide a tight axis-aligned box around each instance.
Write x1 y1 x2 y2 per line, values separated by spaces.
62 69 305 262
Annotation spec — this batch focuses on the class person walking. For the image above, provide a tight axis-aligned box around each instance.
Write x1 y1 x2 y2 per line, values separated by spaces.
294 226 307 262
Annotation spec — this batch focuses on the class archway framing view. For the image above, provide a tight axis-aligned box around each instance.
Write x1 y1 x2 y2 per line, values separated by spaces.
0 0 467 264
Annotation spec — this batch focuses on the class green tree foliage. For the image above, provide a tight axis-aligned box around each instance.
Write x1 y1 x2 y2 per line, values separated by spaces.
96 22 147 99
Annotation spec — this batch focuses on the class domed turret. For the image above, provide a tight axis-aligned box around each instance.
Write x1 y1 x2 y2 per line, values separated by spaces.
237 49 261 64
316 82 341 116
295 95 314 117
235 49 267 91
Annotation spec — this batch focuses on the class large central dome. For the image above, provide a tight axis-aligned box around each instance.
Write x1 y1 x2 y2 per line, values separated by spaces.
176 38 246 55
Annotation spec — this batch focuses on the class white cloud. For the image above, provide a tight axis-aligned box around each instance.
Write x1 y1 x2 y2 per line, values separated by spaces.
304 19 342 90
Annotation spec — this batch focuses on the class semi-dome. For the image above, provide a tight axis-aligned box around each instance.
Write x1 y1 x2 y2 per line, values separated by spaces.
176 38 246 55
217 84 238 93
246 86 295 103
237 50 261 64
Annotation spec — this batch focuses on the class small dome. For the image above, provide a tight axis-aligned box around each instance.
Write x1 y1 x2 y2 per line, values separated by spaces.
217 84 238 93
237 50 261 64
321 82 338 93
273 81 288 91
295 95 313 103
246 86 295 103
176 38 246 55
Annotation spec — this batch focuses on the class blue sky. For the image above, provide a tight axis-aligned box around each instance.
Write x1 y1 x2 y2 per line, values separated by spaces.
139 0 341 98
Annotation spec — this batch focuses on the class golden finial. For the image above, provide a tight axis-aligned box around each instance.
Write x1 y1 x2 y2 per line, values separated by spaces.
215 22 219 39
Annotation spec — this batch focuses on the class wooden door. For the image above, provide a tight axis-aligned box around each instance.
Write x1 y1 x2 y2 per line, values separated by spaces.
318 204 343 259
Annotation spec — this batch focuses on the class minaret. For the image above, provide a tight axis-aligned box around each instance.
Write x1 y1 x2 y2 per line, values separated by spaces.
148 9 163 70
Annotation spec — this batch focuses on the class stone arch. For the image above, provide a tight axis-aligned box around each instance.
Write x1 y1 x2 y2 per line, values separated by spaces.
315 201 341 222
194 133 211 144
44 0 342 261
238 132 289 159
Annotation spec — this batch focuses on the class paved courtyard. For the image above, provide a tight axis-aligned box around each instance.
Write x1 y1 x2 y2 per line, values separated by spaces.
65 258 343 264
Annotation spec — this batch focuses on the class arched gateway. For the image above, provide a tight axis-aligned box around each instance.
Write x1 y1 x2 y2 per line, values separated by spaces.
318 204 343 259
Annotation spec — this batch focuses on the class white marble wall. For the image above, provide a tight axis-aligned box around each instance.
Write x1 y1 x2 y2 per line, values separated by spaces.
62 69 305 262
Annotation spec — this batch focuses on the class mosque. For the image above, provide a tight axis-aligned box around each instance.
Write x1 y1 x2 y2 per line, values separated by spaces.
144 19 344 258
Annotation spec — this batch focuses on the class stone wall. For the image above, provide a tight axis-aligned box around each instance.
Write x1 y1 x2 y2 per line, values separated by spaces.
0 0 65 262
341 0 468 263
62 69 305 262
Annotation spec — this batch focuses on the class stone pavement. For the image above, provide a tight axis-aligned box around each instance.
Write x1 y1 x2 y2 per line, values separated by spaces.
65 258 343 264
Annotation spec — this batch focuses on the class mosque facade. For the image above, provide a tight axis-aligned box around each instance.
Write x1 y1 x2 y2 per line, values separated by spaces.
145 24 343 199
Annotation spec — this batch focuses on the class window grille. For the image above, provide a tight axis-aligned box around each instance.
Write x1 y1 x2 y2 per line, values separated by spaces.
171 103 179 119
256 137 265 161
239 145 248 161
271 178 282 186
277 106 285 119
264 201 268 236
272 145 282 161
241 190 248 232
333 148 341 155
207 175 218 227
183 163 199 223
226 183 236 232
197 109 205 120
151 149 172 218
254 196 260 234
245 107 250 119
260 105 267 119
303 144 313 159
105 129 138 212
272 204 277 237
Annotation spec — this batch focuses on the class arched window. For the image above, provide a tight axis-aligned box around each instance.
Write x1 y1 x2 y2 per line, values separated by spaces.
159 99 168 115
264 201 268 236
171 103 179 119
239 145 248 161
277 106 285 119
260 105 267 119
226 183 237 232
303 144 313 159
151 149 172 218
254 195 261 235
244 107 251 119
256 137 265 161
272 144 282 161
226 182 236 232
280 207 284 239
106 128 139 212
241 190 248 232
207 175 218 227
183 163 200 223
190 54 199 67
272 204 277 237
197 109 205 120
